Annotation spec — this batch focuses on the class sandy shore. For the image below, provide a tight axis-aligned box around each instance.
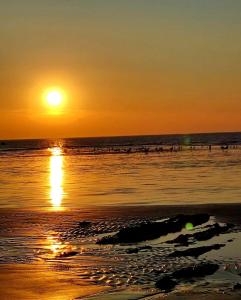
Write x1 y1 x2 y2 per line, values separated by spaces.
0 203 240 299
0 264 109 300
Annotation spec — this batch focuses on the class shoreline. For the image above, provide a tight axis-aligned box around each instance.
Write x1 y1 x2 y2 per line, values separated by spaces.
96 202 241 225
0 202 240 223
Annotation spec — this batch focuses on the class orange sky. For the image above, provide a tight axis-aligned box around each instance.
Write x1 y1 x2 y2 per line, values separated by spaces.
1 1 241 139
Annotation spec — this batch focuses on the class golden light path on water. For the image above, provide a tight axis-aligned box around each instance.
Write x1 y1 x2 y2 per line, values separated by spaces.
49 147 64 210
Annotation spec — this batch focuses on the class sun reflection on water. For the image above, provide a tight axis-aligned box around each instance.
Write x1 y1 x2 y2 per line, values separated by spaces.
49 147 64 210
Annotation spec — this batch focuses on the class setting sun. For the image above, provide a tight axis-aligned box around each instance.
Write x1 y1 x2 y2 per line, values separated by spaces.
46 91 62 106
42 87 66 114
46 90 63 107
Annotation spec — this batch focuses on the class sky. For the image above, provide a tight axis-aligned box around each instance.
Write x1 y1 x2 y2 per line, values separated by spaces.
1 0 241 139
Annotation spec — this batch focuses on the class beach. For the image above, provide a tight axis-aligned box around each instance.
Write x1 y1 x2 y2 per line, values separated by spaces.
1 0 241 296
0 203 240 299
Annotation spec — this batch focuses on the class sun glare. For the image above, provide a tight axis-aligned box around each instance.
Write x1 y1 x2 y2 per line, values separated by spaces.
42 87 66 111
46 90 63 106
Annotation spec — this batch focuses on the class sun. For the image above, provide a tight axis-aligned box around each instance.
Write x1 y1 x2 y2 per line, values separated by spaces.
46 90 63 107
42 87 67 114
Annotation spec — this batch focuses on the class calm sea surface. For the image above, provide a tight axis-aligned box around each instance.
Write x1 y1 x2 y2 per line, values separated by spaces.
0 132 241 210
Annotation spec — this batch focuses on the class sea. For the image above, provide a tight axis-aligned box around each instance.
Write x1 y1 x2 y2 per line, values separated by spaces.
0 132 241 210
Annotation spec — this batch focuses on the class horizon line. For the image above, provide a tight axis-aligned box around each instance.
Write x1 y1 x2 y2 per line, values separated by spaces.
1 130 241 142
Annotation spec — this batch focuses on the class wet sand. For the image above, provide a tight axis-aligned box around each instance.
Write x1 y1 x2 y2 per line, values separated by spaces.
0 264 109 300
0 203 240 299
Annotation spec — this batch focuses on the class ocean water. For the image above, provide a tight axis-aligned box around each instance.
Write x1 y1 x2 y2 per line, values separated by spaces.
0 132 241 210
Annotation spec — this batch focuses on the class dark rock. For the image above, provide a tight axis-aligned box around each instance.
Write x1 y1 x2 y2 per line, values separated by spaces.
127 248 139 254
57 251 78 258
193 223 234 242
97 214 210 244
167 233 189 245
77 221 92 227
167 223 234 246
172 263 219 279
155 263 219 292
126 245 152 254
155 276 177 292
169 244 225 258
233 283 241 290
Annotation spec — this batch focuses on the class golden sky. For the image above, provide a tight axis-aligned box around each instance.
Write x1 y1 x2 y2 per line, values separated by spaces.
1 0 241 139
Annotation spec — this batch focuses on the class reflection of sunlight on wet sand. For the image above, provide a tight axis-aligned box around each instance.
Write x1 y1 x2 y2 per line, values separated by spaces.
0 264 106 300
49 147 64 210
46 235 77 258
47 236 64 256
